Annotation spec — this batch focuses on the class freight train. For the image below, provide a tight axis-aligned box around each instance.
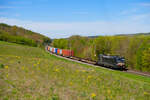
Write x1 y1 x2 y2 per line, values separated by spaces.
47 46 126 70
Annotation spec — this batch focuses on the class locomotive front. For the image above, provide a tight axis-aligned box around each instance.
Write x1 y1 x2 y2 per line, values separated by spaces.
116 57 126 69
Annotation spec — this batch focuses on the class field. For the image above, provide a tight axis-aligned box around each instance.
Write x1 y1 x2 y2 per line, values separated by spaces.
0 41 150 100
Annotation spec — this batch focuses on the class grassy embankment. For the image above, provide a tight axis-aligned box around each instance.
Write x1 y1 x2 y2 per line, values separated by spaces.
0 41 150 100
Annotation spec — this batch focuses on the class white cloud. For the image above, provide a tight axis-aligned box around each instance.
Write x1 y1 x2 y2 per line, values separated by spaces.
139 3 150 7
0 6 17 9
0 12 8 15
120 8 138 15
0 16 150 39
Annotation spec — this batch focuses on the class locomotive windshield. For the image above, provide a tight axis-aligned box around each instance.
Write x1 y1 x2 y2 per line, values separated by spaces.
116 57 125 63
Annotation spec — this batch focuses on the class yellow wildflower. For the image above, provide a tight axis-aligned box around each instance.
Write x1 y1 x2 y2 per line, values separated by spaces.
4 66 8 69
110 95 113 99
69 82 73 85
6 74 8 78
91 93 96 98
76 70 79 73
33 64 37 66
107 89 111 94
87 75 92 79
22 66 25 70
144 91 149 95
55 69 59 72
82 70 86 72
86 80 89 83
102 85 104 88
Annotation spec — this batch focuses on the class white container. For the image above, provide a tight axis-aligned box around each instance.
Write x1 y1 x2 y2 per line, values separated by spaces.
50 47 52 52
54 48 55 53
60 49 62 54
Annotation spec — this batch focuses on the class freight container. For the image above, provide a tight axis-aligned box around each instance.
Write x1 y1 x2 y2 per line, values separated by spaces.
50 47 52 52
57 49 60 55
52 48 54 53
62 49 74 57
47 46 50 51
71 50 74 56
54 48 55 53
62 49 66 56
60 49 62 55
55 48 58 54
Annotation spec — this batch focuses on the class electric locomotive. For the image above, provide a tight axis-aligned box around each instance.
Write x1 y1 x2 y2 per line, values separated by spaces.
97 54 126 70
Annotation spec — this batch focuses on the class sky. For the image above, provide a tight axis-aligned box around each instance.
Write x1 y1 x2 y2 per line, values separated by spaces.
0 0 150 38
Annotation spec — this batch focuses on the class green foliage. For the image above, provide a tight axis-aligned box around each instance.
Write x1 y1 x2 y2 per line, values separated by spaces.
0 23 51 47
0 32 37 47
52 35 150 72
43 37 52 45
52 39 69 49
94 36 112 56
0 63 4 69
142 48 150 72
51 94 59 100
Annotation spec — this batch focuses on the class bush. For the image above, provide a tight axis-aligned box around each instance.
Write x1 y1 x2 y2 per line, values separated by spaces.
0 32 37 47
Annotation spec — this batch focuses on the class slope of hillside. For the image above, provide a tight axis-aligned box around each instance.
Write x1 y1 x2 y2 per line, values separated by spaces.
0 23 51 47
0 41 150 100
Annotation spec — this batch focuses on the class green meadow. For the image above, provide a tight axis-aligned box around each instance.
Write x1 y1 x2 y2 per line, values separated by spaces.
0 41 150 100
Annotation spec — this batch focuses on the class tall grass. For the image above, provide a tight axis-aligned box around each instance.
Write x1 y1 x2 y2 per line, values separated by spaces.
0 41 150 100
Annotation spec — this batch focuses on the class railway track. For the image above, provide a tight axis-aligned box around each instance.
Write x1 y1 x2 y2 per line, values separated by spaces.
45 47 150 77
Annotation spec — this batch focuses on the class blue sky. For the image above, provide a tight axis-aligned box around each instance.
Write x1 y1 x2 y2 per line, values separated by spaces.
0 0 150 38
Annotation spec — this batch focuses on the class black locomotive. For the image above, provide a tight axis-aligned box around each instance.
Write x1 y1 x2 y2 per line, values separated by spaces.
97 54 126 70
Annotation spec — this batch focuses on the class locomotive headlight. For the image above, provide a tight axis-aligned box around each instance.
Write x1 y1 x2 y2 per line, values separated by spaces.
117 63 124 66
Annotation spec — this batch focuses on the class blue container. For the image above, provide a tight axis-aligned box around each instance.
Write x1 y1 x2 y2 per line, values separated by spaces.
55 48 58 54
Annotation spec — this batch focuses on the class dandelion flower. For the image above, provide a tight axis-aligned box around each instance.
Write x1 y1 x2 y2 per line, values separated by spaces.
22 66 25 70
55 69 59 72
88 75 92 79
69 82 73 85
4 66 8 69
82 70 86 72
144 91 149 95
6 74 8 78
110 95 113 99
107 89 111 94
33 64 37 66
76 70 79 73
86 80 89 83
91 93 96 98
102 85 104 88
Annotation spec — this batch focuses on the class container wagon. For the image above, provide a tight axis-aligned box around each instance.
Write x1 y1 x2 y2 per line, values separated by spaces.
62 50 74 57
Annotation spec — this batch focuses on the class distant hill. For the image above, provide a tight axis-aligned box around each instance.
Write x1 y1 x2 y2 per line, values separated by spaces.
87 36 99 38
0 23 51 47
116 32 150 36
87 32 150 38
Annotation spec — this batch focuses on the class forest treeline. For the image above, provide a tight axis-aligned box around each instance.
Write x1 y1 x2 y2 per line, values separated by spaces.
52 35 150 72
0 23 51 47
